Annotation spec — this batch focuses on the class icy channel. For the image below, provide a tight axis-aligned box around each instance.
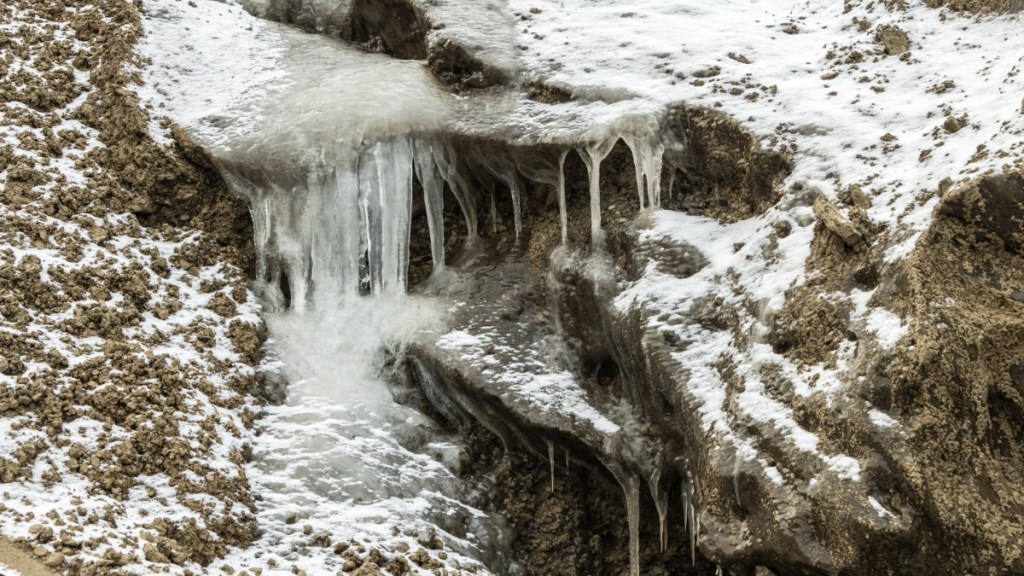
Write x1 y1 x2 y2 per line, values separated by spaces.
221 296 516 574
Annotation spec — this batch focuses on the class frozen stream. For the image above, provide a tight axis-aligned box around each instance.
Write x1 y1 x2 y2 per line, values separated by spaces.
138 0 670 573
226 295 518 574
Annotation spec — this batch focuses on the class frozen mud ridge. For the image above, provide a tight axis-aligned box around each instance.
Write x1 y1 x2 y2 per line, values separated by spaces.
137 0 1024 574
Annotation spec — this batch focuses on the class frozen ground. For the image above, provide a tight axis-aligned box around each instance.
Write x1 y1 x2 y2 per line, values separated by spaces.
4 0 1022 573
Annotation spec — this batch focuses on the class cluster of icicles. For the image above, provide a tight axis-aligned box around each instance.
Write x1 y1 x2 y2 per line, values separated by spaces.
218 131 665 312
562 446 702 576
221 130 702 576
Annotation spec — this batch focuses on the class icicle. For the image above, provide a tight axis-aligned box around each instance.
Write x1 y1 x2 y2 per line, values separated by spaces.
439 145 478 244
625 474 641 576
578 138 617 249
489 186 498 235
547 440 555 493
510 177 523 241
413 140 445 274
649 470 668 553
623 133 666 210
564 447 569 475
605 461 642 576
683 476 697 566
251 191 270 282
358 148 383 296
732 451 743 508
667 170 675 203
556 149 568 244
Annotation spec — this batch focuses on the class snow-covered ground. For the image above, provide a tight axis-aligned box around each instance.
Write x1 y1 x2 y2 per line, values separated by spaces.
499 0 1024 485
4 0 1023 573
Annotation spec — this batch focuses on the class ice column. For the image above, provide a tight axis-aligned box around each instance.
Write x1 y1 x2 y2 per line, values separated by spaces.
578 138 618 249
547 440 555 493
623 133 666 210
649 469 669 553
413 140 446 274
358 138 414 296
557 150 568 244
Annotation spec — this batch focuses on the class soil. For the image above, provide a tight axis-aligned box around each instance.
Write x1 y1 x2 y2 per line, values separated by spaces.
0 536 56 576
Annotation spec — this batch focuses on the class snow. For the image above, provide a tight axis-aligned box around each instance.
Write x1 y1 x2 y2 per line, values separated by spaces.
869 495 895 519
512 0 1024 237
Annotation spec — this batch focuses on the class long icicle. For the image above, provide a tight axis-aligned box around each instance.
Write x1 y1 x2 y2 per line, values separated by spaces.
650 469 668 553
547 440 555 493
511 177 523 241
579 138 616 250
557 149 569 244
626 474 641 576
684 477 697 566
414 140 445 275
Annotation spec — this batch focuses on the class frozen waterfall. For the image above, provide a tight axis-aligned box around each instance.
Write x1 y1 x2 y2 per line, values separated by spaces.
140 0 681 573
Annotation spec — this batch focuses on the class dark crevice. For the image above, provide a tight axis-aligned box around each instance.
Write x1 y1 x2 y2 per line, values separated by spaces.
350 0 428 59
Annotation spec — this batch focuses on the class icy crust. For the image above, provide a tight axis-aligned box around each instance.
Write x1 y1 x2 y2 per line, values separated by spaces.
435 320 621 438
138 0 669 160
0 0 265 573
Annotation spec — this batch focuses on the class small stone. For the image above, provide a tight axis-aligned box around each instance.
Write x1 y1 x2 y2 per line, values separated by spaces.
302 524 313 535
876 24 909 55
812 197 866 247
87 226 109 242
43 552 65 567
342 560 358 572
943 115 963 133
143 543 170 564
33 545 47 557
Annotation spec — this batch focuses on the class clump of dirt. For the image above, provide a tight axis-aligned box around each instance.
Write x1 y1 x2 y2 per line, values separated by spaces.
923 0 1022 13
767 186 885 368
876 25 910 55
664 104 793 222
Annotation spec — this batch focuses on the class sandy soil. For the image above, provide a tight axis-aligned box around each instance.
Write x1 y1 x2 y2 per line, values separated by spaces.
0 536 54 576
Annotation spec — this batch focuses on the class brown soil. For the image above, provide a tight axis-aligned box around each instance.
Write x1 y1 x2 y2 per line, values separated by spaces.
923 0 1022 13
0 536 56 576
885 171 1024 572
0 0 264 572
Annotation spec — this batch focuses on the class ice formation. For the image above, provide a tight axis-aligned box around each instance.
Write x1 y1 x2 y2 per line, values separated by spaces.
139 0 682 573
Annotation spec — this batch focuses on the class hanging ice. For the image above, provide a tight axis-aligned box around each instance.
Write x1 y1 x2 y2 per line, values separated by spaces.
579 137 618 249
